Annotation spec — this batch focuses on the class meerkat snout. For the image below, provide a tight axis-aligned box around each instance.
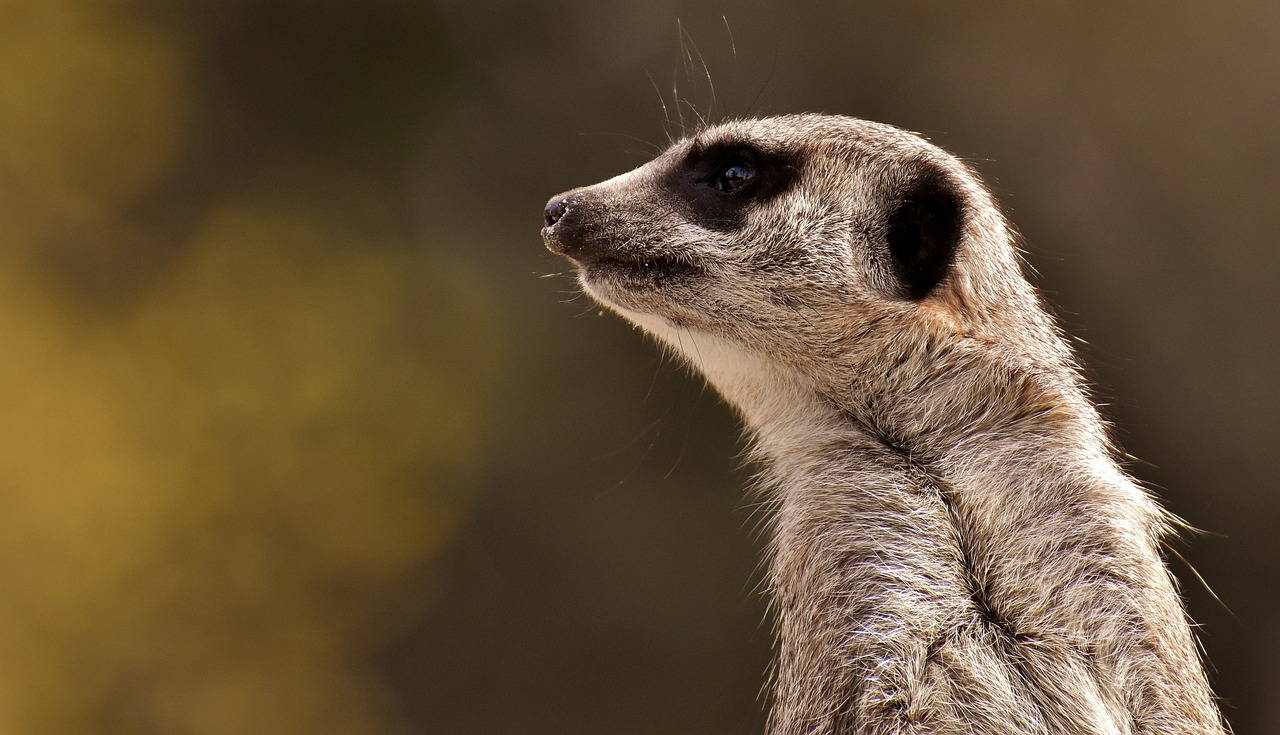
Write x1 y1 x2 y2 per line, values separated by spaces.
543 192 602 262
539 191 591 261
543 194 569 228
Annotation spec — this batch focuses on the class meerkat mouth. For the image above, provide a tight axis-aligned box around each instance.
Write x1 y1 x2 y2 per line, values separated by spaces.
577 253 703 290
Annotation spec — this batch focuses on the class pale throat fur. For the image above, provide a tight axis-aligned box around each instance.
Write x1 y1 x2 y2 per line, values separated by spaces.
542 114 1224 735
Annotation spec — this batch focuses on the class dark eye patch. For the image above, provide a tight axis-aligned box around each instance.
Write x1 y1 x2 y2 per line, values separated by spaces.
656 141 799 233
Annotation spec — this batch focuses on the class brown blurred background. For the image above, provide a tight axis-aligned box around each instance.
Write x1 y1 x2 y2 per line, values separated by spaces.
0 0 1275 732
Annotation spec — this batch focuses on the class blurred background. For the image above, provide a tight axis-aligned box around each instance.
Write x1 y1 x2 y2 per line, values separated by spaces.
0 0 1275 732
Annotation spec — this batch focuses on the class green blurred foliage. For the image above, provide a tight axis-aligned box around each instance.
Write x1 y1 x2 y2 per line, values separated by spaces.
0 0 495 731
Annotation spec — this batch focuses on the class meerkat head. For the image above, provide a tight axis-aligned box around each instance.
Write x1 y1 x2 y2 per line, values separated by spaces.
543 114 1066 428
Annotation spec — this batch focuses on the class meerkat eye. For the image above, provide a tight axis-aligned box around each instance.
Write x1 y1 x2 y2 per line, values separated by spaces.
671 144 796 231
710 158 756 192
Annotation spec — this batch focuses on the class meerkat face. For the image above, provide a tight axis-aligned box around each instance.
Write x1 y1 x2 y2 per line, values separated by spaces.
543 114 983 377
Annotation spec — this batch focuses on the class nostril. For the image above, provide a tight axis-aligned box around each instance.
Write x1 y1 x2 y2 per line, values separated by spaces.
544 195 569 228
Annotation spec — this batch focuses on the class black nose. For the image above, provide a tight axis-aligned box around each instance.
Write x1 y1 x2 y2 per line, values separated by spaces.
544 195 569 228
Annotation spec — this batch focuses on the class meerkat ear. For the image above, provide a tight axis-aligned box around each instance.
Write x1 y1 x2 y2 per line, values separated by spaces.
884 168 964 299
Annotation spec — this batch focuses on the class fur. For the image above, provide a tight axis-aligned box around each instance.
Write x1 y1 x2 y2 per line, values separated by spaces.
543 114 1225 734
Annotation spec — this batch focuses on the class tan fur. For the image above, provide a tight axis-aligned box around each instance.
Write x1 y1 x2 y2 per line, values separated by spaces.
542 114 1225 734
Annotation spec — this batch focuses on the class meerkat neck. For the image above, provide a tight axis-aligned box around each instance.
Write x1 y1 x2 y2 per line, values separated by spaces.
758 368 1223 735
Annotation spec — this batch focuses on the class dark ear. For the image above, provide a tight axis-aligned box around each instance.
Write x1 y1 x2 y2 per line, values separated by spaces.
885 168 965 299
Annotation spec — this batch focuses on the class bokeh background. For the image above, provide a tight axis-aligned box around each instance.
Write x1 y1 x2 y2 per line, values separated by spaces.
1 1 1276 732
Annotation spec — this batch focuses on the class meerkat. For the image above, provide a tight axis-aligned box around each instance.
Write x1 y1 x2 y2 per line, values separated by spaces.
541 114 1225 735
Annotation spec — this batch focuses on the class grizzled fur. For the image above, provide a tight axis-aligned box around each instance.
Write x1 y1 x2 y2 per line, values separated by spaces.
542 114 1225 735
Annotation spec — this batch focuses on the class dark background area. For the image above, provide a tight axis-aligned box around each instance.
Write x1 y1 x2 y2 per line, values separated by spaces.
1 1 1275 732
